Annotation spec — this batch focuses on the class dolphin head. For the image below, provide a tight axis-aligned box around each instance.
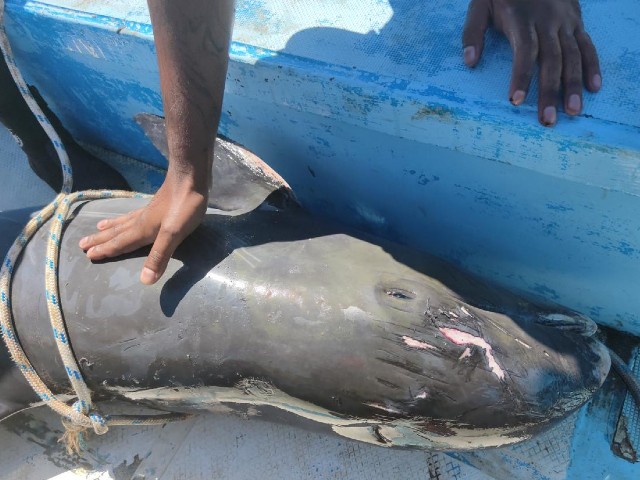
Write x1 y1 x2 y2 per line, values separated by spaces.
176 217 610 448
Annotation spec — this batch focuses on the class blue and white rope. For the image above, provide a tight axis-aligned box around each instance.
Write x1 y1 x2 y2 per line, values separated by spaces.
0 0 187 451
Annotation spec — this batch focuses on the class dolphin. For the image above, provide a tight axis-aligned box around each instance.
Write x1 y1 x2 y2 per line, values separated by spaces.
0 115 610 450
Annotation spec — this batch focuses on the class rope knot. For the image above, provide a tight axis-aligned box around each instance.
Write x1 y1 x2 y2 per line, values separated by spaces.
72 399 89 415
89 412 109 435
60 401 109 455
71 399 109 435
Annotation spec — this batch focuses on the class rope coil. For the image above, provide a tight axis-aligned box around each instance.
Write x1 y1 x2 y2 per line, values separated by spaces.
0 1 188 454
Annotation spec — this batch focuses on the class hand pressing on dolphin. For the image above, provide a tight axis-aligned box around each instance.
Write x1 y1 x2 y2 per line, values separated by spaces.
79 174 208 284
462 0 601 126
79 0 235 284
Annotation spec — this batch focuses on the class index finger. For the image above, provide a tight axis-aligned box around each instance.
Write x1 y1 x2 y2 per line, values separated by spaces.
140 225 183 285
503 20 538 106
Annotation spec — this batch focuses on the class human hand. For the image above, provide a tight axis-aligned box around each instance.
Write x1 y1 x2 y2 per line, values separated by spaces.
80 0 232 285
462 0 601 126
78 172 208 285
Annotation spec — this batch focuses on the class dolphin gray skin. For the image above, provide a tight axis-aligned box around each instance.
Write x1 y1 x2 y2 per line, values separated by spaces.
0 118 610 451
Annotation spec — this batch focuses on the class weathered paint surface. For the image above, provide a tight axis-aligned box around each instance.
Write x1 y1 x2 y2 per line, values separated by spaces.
3 0 640 340
567 371 639 479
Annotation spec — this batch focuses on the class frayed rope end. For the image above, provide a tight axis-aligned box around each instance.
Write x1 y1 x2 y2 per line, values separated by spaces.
59 419 89 456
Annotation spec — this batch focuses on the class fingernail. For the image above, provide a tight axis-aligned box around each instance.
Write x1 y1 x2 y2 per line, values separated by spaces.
542 106 557 126
510 90 526 106
141 267 159 285
463 46 476 67
97 220 107 229
567 94 581 114
592 74 602 91
79 237 88 248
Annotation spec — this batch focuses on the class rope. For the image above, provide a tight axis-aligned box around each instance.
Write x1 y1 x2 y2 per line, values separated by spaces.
609 349 640 408
0 1 188 454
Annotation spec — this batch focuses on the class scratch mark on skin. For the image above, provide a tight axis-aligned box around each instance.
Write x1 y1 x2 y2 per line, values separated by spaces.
402 335 437 350
484 317 509 335
389 322 421 332
458 347 472 360
236 247 261 268
460 306 471 317
376 357 427 376
514 338 531 349
416 391 428 399
365 402 403 415
118 337 138 344
378 357 452 385
376 377 401 389
440 328 505 380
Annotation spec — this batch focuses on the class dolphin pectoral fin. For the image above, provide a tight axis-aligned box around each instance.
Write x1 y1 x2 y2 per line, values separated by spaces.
134 113 298 215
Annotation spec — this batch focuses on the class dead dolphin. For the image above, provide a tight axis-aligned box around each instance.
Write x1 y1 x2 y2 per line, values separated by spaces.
0 117 610 450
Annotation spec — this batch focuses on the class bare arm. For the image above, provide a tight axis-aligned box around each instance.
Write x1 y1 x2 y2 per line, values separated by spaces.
462 0 601 126
79 0 235 284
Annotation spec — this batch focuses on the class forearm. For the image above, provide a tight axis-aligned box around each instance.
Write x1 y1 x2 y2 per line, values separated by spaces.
147 0 235 192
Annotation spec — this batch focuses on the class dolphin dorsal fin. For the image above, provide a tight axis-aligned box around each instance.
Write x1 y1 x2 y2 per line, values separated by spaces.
135 113 297 215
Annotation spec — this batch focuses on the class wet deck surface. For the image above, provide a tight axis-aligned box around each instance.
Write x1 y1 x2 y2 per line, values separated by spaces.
0 402 579 480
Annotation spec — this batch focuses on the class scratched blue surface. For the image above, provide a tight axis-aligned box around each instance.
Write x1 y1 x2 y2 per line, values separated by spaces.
567 379 639 479
3 0 640 342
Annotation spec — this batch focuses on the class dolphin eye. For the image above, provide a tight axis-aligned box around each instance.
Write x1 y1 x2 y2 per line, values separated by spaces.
375 279 422 312
384 288 415 301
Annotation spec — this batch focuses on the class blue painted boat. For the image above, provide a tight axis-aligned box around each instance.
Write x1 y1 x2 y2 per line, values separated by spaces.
0 0 638 478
